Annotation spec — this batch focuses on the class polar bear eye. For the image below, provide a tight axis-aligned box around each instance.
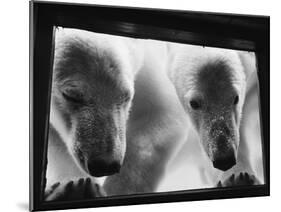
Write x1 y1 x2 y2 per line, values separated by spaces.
190 99 202 110
233 95 239 105
62 88 85 104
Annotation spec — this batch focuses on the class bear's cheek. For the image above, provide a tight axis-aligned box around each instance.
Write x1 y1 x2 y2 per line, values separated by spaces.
187 109 204 131
233 107 242 125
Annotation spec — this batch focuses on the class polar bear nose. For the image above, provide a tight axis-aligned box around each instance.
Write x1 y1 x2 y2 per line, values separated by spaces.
212 136 236 171
87 159 121 177
212 149 236 171
213 155 236 171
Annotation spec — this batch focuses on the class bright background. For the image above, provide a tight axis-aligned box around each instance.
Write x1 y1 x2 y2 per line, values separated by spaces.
0 0 279 211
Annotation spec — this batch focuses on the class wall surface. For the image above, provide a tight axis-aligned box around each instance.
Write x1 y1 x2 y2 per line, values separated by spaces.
0 0 279 211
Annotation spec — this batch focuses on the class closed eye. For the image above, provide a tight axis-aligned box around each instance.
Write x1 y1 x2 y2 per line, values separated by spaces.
62 88 85 104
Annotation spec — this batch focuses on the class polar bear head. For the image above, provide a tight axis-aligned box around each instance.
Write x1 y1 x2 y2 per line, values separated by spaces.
50 28 143 177
168 45 246 171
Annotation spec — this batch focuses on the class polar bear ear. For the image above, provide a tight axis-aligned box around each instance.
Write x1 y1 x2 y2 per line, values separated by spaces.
166 42 176 74
166 42 178 65
124 38 145 76
238 51 257 80
54 27 70 45
165 42 185 81
238 51 258 93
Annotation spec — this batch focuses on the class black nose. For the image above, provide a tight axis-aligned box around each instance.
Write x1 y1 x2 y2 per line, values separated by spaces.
87 160 121 177
213 154 236 171
211 135 236 171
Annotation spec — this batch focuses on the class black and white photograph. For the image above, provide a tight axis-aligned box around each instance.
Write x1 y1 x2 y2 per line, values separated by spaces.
3 0 281 211
44 27 264 201
28 1 270 211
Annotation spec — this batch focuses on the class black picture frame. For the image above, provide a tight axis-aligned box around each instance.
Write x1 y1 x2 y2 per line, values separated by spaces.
29 0 270 211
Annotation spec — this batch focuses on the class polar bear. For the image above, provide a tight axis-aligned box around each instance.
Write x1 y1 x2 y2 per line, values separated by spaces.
164 43 262 188
45 29 189 199
45 28 145 200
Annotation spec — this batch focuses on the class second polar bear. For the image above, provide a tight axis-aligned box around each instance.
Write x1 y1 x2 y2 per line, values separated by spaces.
163 43 261 188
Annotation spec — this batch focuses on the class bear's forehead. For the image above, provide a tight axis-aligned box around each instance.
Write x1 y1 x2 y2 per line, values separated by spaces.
54 36 133 88
56 37 120 73
172 46 245 95
197 60 235 88
190 58 245 103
